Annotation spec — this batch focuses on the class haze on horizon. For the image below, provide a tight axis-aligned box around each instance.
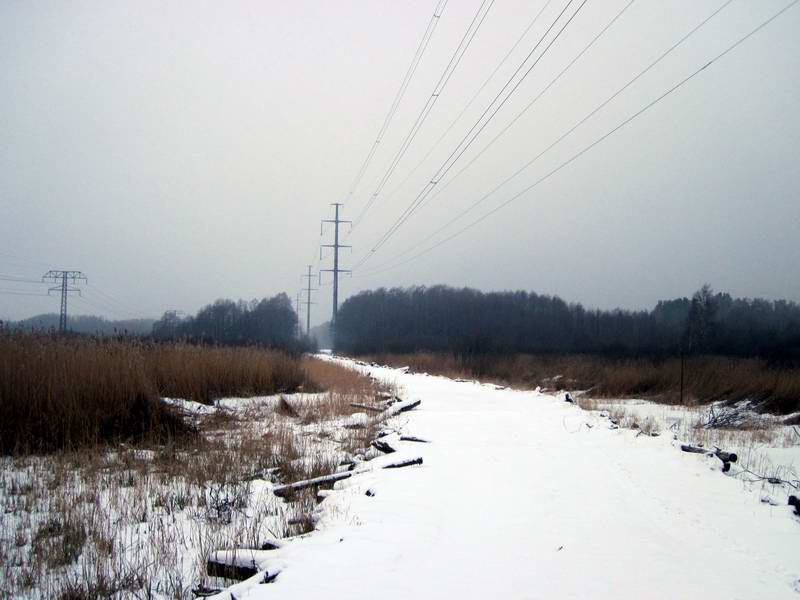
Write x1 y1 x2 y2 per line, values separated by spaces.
1 0 798 326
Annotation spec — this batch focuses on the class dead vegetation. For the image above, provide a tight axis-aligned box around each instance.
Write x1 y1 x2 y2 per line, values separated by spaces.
0 333 314 455
364 352 800 414
0 350 397 598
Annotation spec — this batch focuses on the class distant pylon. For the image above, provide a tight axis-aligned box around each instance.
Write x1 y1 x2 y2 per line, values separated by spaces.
302 265 317 336
41 270 87 333
295 291 302 337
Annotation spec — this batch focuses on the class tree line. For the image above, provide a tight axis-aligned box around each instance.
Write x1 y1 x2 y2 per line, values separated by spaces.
334 285 800 361
153 293 313 352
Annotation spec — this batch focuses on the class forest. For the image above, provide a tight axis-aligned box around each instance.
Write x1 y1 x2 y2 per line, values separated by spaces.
335 285 800 361
152 293 308 350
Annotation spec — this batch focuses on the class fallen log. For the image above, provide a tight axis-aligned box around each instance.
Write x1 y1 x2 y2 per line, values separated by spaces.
371 439 396 454
383 398 422 418
715 449 738 463
680 444 738 466
272 471 353 497
383 457 423 469
206 550 282 582
399 435 430 443
192 586 222 598
207 559 258 581
350 402 385 413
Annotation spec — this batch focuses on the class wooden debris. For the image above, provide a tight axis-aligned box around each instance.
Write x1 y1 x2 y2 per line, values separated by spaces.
680 444 738 470
206 550 282 582
371 439 396 454
273 471 353 497
399 435 430 443
383 457 423 469
383 399 422 418
192 586 223 598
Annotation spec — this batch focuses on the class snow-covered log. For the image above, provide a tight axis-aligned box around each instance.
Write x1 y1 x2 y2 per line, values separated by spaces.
272 471 353 497
399 435 430 443
383 457 423 469
206 550 282 582
680 444 738 467
371 439 396 454
260 538 284 551
383 398 421 418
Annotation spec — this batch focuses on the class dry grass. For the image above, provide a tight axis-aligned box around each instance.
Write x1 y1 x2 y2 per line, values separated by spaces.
1 357 395 599
0 333 310 455
149 344 306 403
365 352 800 413
0 334 189 455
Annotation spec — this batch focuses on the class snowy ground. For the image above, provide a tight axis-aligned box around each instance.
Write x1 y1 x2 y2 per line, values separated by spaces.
222 357 800 600
0 388 387 598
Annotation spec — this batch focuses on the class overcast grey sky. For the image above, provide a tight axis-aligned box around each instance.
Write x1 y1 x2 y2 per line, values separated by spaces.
1 0 798 324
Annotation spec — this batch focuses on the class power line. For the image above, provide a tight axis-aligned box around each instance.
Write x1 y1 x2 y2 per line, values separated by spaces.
89 285 149 319
360 0 735 271
342 0 449 207
356 0 799 278
351 0 496 231
0 289 50 297
0 273 45 284
356 0 589 267
365 0 555 215
409 0 637 217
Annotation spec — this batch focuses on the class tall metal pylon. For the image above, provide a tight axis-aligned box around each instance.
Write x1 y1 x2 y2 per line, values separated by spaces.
302 265 317 336
320 203 351 328
41 270 87 333
295 291 302 338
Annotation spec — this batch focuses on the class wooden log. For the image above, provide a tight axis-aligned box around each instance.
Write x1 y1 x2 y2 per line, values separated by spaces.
681 444 737 465
371 439 396 454
207 559 258 581
351 402 385 412
206 550 282 582
714 450 738 463
383 457 423 469
192 586 223 597
272 471 352 497
383 398 421 417
399 435 430 443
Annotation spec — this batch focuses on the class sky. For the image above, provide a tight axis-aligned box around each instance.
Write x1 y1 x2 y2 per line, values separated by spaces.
1 0 799 325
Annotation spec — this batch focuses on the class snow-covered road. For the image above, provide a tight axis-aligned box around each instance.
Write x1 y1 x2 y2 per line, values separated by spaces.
233 359 799 599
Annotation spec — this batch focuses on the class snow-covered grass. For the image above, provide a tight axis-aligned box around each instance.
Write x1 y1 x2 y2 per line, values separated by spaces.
0 360 398 598
575 395 800 501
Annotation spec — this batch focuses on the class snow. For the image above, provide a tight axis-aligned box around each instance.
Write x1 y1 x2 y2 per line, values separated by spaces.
225 357 800 600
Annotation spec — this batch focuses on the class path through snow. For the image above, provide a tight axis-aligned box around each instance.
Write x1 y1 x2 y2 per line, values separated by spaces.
225 358 799 599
